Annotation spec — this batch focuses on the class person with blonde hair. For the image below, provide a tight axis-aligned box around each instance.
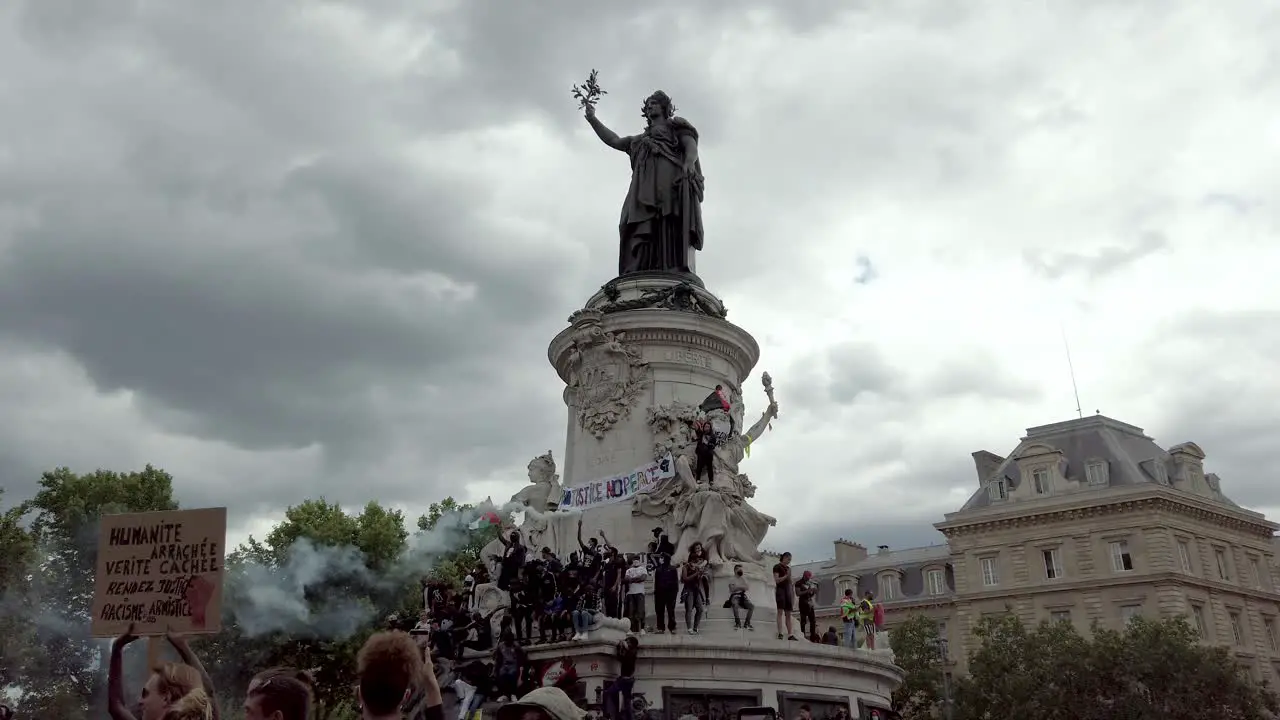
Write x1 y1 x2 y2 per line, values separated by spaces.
355 630 444 720
108 624 219 720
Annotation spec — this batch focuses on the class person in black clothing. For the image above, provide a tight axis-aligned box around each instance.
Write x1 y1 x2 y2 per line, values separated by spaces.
602 636 639 720
491 630 526 702
602 548 625 618
576 517 606 584
428 620 455 661
530 561 559 644
651 553 678 634
494 529 526 591
773 552 798 641
456 611 495 660
539 546 563 574
794 569 818 639
508 573 535 645
651 528 675 558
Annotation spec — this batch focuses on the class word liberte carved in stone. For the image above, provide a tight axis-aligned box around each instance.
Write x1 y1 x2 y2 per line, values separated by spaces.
566 311 651 440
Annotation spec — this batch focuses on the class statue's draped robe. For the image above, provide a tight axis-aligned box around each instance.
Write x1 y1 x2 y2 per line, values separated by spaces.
618 117 704 276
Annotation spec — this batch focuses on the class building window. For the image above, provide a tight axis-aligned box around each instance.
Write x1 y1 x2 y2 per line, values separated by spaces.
1110 541 1134 572
1120 605 1142 625
1265 618 1277 651
1152 461 1169 484
989 479 1007 501
1032 469 1050 495
1191 605 1207 637
1085 461 1109 486
980 557 1000 587
1250 556 1263 588
1050 610 1071 624
1215 548 1231 581
836 577 853 597
1230 611 1245 645
1043 548 1064 579
879 573 901 601
927 569 947 596
1177 540 1193 574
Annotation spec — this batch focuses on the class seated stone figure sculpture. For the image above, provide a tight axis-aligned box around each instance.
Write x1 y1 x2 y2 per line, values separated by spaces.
634 387 779 571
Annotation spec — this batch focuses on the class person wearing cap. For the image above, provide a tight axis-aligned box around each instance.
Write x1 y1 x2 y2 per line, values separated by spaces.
495 686 585 720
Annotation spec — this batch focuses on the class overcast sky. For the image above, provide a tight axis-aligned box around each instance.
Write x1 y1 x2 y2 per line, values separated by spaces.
1 1 1277 563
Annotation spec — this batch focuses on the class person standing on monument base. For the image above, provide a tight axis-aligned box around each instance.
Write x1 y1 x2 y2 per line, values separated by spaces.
584 90 705 278
839 589 859 648
624 554 649 634
652 553 679 634
773 552 799 641
681 542 710 634
575 517 606 585
602 636 640 720
794 570 818 639
495 529 526 592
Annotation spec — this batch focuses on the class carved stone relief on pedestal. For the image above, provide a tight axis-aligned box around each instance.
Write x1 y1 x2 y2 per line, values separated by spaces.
567 315 651 440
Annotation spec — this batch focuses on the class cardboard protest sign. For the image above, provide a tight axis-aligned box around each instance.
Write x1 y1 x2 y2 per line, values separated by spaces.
91 507 226 638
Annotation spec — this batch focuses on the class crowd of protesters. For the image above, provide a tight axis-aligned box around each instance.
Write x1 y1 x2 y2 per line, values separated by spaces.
93 520 883 720
103 618 598 720
422 521 882 654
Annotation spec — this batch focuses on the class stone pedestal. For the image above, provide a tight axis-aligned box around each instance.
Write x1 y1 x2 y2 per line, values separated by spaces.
523 634 901 719
542 275 760 557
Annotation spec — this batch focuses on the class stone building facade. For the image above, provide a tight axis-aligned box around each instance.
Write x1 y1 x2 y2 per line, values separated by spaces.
794 414 1280 682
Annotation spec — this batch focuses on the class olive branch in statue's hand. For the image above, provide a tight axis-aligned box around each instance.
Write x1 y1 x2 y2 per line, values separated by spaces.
572 69 607 112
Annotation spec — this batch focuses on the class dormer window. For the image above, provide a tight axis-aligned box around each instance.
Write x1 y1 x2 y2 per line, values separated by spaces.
878 572 902 601
835 576 856 597
1085 460 1109 486
1032 469 1051 495
1152 462 1169 485
989 479 1008 501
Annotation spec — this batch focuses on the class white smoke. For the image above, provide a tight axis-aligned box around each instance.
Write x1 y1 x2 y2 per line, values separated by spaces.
226 509 484 639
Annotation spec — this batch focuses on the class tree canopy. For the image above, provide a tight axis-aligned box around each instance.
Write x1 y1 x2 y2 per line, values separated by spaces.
0 468 495 720
890 610 1279 720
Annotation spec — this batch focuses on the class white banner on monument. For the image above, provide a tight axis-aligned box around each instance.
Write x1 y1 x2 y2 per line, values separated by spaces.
559 454 676 511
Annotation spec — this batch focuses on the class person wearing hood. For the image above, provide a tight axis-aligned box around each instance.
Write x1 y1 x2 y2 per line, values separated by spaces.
652 553 679 634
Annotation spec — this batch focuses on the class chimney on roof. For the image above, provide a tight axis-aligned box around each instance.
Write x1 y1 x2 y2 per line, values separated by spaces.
972 450 1005 486
877 545 890 555
834 538 868 566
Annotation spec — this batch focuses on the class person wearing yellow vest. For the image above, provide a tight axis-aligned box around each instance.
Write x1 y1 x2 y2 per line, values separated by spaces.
857 592 877 649
838 588 859 648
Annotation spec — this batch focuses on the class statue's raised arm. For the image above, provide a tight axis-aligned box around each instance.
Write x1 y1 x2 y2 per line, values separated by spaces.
573 72 705 278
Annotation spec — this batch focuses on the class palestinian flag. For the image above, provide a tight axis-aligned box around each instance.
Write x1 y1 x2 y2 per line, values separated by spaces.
468 510 501 530
699 386 731 414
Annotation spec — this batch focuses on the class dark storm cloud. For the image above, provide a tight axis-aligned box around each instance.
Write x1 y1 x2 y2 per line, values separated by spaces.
0 0 591 515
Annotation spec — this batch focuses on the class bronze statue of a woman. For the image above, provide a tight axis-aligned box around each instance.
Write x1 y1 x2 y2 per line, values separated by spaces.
584 90 705 278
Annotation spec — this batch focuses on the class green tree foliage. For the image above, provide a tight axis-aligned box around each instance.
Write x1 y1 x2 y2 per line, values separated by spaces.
2 466 498 720
2 467 179 718
0 488 38 690
417 496 501 587
953 613 1278 720
888 614 947 719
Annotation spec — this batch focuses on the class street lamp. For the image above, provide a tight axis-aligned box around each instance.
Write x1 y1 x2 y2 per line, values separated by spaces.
928 637 953 720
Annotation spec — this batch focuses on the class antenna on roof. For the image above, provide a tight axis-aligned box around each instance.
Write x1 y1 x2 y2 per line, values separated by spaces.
1061 324 1083 419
